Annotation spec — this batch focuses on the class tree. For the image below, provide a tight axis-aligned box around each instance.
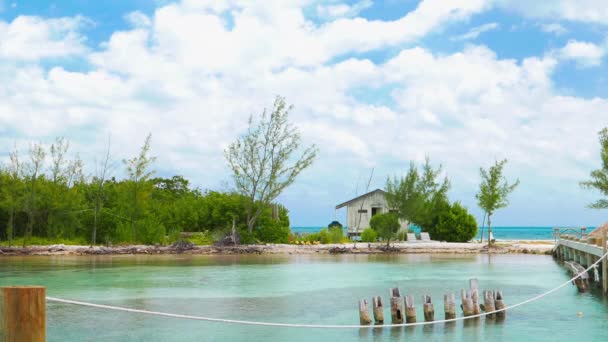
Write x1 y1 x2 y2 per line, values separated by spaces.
23 143 46 247
581 127 608 209
370 213 400 246
385 157 450 229
123 134 156 241
91 137 112 245
428 201 477 242
476 159 519 247
0 144 22 246
225 96 318 233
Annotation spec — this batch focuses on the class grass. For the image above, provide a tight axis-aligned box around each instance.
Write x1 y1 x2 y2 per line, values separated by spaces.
0 236 88 247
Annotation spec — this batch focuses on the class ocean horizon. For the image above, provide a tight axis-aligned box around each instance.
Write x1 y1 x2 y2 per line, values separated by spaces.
291 226 596 240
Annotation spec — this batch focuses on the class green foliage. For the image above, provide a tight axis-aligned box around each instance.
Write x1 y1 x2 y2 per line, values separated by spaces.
476 159 519 245
184 231 214 246
225 96 318 232
370 213 400 245
427 201 478 242
361 228 378 242
581 127 608 209
385 157 450 229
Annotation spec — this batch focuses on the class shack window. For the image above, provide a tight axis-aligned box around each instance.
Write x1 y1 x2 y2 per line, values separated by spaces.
357 209 368 213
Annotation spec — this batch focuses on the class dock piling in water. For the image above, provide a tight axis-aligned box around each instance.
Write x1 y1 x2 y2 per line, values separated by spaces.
359 299 372 325
423 295 434 322
469 278 481 315
482 290 496 319
404 295 416 323
390 288 404 324
494 290 506 319
372 296 384 324
444 293 456 320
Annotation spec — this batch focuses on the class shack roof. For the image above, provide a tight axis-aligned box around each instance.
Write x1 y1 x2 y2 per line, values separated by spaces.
335 189 387 209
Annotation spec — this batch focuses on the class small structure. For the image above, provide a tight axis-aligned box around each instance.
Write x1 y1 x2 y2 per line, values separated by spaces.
335 189 407 239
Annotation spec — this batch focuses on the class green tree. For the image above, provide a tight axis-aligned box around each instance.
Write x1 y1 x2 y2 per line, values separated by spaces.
476 159 519 247
91 137 112 245
361 228 378 242
385 157 450 229
370 212 400 246
122 134 156 242
580 128 608 209
23 143 46 247
428 201 478 242
225 96 318 233
0 145 22 246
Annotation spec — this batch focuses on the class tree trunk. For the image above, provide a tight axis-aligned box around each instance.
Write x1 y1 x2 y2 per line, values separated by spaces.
92 202 99 246
7 208 14 247
480 213 486 243
487 215 492 249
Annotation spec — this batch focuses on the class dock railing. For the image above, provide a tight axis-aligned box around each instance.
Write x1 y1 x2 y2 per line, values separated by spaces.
553 227 587 242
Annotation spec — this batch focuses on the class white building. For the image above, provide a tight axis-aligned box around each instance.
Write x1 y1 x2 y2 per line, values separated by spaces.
335 189 407 238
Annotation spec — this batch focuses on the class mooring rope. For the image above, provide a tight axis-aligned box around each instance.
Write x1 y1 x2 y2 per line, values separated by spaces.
46 250 608 329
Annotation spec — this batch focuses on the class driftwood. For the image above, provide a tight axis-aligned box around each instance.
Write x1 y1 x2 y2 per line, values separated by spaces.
359 299 372 325
404 295 416 323
423 295 434 322
390 288 404 324
444 293 456 319
372 296 384 324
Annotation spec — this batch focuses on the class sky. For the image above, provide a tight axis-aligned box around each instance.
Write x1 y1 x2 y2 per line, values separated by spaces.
0 0 608 227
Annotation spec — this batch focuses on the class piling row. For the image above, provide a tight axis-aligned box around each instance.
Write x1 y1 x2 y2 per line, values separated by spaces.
357 279 505 326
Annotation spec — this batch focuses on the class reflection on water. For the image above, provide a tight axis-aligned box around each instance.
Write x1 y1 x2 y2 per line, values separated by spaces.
1 253 608 341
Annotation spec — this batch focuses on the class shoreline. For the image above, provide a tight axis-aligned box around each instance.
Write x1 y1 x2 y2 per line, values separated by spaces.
0 240 555 256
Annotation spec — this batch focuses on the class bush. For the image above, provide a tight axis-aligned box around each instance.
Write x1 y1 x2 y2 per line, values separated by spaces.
185 231 214 245
361 228 378 242
370 213 400 245
427 201 477 242
256 221 290 243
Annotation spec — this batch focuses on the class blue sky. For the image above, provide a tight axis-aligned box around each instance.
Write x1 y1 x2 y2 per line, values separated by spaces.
1 0 608 227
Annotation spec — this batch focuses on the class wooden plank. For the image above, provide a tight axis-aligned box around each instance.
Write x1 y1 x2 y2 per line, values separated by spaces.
0 286 46 342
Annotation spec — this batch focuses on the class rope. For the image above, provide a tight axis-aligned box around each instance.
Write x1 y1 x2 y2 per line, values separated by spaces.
46 249 608 329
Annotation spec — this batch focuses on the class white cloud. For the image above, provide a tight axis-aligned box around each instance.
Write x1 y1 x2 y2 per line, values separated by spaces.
2 0 608 225
451 22 499 41
316 0 373 19
0 15 89 60
540 23 567 35
496 0 608 24
558 40 606 67
125 11 152 28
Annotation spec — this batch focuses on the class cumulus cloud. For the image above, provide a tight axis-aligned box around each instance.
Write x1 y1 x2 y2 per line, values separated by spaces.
316 0 373 19
540 23 567 35
0 15 89 60
1 0 608 225
495 0 608 24
558 40 606 67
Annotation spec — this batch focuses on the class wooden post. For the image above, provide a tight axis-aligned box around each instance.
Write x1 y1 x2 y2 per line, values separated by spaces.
461 289 474 317
469 279 481 315
372 296 384 324
494 290 505 319
603 230 608 294
482 290 495 319
422 295 434 322
359 299 372 325
444 293 456 320
389 288 404 324
404 295 416 323
0 286 46 342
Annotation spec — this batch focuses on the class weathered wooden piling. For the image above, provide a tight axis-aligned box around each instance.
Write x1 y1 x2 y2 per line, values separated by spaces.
372 296 384 324
423 295 434 322
444 293 456 320
359 299 372 325
390 288 404 324
494 290 506 319
482 290 496 319
404 295 416 323
461 289 474 317
0 286 46 342
565 261 589 292
469 278 481 315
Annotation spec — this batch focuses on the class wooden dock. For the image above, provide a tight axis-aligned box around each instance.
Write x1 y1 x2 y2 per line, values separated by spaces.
554 228 608 293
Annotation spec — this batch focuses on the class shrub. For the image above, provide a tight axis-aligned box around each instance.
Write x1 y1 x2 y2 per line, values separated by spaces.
427 201 477 242
370 213 400 246
256 221 290 243
185 231 214 245
327 226 345 243
361 228 378 242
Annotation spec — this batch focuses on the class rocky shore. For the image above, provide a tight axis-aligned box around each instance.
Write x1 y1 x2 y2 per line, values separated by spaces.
0 240 555 256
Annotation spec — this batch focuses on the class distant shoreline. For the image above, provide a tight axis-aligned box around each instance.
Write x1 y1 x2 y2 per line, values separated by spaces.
0 240 555 256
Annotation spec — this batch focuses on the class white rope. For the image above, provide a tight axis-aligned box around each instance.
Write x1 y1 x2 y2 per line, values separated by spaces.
46 249 608 329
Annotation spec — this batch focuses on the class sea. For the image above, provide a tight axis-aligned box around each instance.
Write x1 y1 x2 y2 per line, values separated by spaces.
291 226 596 240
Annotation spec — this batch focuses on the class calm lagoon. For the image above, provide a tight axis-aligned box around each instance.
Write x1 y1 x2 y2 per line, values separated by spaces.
1 254 607 341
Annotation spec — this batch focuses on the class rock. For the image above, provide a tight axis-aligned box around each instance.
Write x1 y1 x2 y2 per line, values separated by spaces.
48 244 66 252
172 240 195 251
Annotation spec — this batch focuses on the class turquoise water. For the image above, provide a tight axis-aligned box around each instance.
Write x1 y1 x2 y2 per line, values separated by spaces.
292 226 595 240
1 254 608 341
